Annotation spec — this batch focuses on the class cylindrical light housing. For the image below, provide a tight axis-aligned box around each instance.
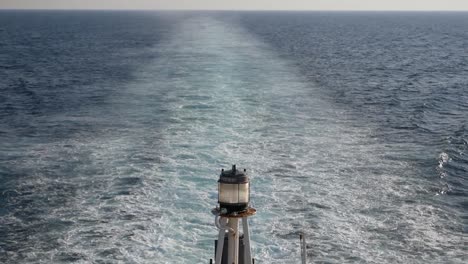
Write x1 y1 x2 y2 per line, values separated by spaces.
218 165 250 214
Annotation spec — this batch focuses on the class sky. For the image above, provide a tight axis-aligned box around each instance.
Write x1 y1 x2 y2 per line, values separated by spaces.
1 0 468 11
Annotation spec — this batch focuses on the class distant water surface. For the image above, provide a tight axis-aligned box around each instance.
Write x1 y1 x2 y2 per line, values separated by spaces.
0 11 467 263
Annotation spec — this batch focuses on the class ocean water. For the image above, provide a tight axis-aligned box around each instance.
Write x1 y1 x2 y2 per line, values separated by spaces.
0 10 467 263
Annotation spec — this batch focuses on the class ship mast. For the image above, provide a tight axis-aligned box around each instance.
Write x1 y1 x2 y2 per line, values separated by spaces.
211 165 256 264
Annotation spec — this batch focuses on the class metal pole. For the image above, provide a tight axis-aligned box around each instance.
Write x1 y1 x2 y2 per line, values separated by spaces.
300 233 307 264
242 217 253 264
215 217 227 264
227 218 239 264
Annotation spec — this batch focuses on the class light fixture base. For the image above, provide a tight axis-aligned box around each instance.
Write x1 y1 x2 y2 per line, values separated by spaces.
212 207 257 218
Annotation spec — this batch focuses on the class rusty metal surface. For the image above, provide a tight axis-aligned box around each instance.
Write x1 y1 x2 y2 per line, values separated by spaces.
212 207 256 218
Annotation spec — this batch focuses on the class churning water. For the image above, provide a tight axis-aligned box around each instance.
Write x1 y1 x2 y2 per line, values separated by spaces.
0 11 467 263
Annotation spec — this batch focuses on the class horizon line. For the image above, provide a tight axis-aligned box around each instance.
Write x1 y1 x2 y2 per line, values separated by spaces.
1 8 468 12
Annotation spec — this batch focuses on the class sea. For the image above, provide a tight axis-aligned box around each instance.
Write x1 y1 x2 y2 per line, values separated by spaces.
0 10 467 264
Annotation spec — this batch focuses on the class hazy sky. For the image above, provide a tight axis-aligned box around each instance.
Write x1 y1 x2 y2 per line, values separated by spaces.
1 0 468 11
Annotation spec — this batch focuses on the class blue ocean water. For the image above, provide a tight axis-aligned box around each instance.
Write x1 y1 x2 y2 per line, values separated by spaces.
0 10 467 263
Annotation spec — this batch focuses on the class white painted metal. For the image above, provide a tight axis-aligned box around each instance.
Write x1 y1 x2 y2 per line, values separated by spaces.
227 218 239 264
242 217 253 264
215 217 228 264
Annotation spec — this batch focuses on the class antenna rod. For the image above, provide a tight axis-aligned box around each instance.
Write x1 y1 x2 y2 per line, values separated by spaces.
300 233 307 264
